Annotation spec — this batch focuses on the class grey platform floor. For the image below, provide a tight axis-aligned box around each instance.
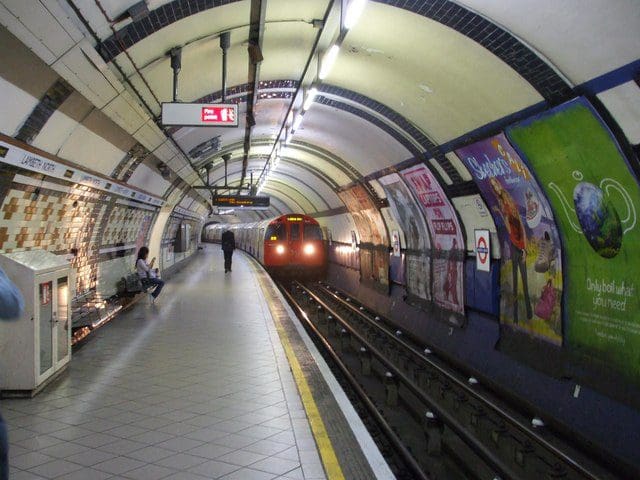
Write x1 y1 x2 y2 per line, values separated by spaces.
1 246 327 480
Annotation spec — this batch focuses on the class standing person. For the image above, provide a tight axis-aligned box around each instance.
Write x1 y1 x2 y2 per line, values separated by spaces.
0 266 25 480
136 247 165 300
221 229 235 273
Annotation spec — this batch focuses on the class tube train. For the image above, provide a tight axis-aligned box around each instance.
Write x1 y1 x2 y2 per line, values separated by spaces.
205 214 327 276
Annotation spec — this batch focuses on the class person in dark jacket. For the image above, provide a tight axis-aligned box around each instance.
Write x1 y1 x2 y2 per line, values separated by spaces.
0 266 24 480
221 230 235 273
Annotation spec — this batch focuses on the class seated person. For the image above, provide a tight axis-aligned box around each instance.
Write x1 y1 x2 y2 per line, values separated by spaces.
136 247 164 300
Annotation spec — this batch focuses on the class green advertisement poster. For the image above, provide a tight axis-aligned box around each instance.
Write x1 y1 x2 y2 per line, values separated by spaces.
507 98 640 381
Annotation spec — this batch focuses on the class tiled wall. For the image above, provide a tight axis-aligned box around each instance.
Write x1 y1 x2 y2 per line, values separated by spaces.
0 165 159 298
161 215 200 272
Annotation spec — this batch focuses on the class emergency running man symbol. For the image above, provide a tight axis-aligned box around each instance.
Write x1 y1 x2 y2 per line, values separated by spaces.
201 106 236 124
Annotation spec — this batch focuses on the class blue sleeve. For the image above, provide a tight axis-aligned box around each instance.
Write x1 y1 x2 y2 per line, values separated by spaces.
0 267 24 320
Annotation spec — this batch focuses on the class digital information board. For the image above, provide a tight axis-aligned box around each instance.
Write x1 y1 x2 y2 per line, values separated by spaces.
212 195 270 208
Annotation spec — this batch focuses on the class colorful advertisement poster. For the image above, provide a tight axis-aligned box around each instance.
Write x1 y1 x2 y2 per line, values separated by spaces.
338 185 389 287
457 134 563 344
401 165 464 315
379 173 432 302
506 98 640 380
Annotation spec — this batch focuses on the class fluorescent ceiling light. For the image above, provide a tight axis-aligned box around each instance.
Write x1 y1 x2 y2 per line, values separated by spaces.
303 88 318 111
344 0 367 29
319 45 340 80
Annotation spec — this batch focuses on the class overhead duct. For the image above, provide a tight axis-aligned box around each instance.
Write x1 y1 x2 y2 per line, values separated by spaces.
169 47 182 102
220 32 230 102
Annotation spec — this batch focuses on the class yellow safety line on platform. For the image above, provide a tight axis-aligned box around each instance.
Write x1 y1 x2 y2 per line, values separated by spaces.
254 270 345 480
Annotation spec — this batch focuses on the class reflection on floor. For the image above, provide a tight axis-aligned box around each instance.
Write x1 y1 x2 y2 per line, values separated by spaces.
2 246 326 480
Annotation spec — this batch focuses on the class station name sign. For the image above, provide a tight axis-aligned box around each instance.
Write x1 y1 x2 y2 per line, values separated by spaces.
212 195 270 208
0 140 164 207
162 102 239 127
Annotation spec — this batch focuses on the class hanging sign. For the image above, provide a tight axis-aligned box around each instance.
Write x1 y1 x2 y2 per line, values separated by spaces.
211 195 270 208
475 229 490 272
162 103 239 127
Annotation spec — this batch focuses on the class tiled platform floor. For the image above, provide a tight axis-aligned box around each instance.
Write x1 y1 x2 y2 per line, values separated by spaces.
1 245 327 480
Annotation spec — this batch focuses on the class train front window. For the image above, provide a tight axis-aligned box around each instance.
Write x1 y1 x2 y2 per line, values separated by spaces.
290 223 300 241
304 224 322 240
265 223 286 241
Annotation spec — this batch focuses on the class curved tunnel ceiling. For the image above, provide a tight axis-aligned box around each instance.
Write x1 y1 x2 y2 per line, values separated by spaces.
0 0 638 223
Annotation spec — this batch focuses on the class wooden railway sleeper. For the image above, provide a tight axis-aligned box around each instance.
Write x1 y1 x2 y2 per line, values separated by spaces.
384 371 399 406
359 346 372 376
339 328 350 351
515 440 535 469
424 411 445 456
547 463 569 479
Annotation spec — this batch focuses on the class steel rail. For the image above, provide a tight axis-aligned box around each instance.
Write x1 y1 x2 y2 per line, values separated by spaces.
314 282 605 480
280 284 431 480
294 281 521 480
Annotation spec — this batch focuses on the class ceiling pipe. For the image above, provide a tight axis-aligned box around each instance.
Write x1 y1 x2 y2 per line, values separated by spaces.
222 153 231 187
220 32 230 102
254 0 336 189
169 47 182 102
238 0 266 195
70 0 212 208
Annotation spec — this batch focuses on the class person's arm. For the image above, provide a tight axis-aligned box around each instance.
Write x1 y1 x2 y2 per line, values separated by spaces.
149 257 156 268
0 267 24 320
137 258 151 275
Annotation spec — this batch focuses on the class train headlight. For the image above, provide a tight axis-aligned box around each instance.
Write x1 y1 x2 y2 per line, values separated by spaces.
303 243 315 255
276 245 285 254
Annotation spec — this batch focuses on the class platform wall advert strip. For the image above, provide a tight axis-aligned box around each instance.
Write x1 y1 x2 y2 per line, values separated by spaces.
338 185 389 287
506 98 640 381
401 165 465 315
456 133 564 345
379 173 432 302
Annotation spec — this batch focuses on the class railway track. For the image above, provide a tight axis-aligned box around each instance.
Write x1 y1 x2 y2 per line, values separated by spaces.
279 279 627 480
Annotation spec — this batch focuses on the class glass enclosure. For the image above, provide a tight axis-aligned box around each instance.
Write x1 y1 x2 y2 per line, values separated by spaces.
39 281 53 375
265 223 286 241
57 276 69 362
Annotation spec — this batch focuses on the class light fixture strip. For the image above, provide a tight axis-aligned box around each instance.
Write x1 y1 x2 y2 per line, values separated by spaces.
303 87 318 111
292 114 304 132
319 44 340 80
344 0 367 30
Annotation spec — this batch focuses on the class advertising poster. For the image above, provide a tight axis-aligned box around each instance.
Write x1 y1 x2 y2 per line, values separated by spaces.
379 173 431 302
506 98 640 380
401 165 464 315
456 133 563 344
338 185 389 287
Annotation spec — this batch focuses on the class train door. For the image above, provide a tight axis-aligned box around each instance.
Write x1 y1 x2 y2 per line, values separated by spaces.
289 221 300 264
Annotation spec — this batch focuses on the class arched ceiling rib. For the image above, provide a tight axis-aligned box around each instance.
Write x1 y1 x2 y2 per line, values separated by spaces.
82 1 576 214
208 161 330 213
6 0 634 225
96 0 572 105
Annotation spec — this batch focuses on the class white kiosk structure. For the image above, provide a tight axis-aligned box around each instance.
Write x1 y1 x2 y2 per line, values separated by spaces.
0 250 74 396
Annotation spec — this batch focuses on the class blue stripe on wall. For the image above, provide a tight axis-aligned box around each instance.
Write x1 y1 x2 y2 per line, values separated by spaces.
575 59 640 96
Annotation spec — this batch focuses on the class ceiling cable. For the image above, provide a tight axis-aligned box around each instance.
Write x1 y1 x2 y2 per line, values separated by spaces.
67 0 212 208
